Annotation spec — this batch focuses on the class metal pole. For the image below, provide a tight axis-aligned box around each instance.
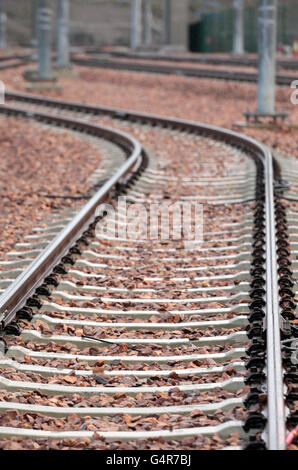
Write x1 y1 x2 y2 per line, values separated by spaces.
57 0 70 68
131 0 142 50
0 0 7 50
30 0 38 47
257 0 277 114
163 0 170 45
37 0 52 79
233 0 244 54
144 0 152 46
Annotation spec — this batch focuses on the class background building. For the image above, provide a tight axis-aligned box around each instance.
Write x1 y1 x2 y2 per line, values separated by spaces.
4 0 298 53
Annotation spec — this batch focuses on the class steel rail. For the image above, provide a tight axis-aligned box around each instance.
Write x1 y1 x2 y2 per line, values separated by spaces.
0 104 144 327
265 146 286 450
71 56 295 86
97 50 298 71
0 92 286 448
0 58 31 70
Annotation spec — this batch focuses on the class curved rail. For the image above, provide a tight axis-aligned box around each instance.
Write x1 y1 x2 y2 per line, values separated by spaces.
97 50 298 71
0 91 287 449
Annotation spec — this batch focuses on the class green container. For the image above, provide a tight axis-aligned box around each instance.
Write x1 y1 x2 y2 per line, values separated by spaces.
189 4 298 53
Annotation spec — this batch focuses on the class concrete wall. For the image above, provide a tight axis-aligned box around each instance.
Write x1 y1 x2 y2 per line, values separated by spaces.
4 0 189 50
4 0 297 51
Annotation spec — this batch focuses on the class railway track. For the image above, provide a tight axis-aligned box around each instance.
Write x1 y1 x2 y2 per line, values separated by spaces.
0 91 296 450
71 54 296 86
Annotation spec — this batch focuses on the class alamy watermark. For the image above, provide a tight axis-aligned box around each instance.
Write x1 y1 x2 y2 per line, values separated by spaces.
95 197 203 248
290 80 298 105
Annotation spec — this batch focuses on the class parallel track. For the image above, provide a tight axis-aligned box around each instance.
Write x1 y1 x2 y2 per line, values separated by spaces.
0 91 295 450
71 55 296 86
